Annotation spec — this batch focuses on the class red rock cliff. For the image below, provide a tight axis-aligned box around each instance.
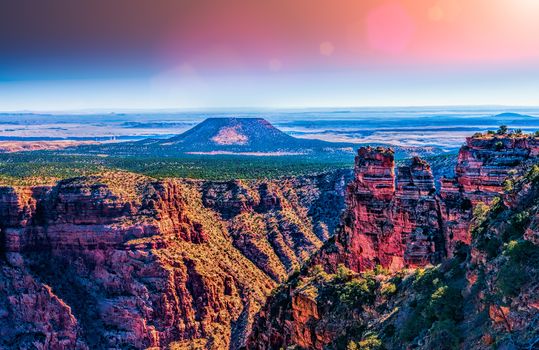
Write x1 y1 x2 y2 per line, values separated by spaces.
440 134 539 255
317 148 442 272
248 134 539 350
0 170 349 349
318 135 539 273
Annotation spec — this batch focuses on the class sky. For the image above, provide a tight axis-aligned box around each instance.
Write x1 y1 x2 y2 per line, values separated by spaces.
1 0 539 111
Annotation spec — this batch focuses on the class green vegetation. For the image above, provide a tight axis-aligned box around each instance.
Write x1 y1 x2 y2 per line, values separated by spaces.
399 262 465 347
317 265 378 310
428 320 461 350
526 164 539 182
502 179 513 192
337 277 377 307
497 125 508 135
0 151 354 185
380 282 397 297
347 334 384 350
496 240 539 297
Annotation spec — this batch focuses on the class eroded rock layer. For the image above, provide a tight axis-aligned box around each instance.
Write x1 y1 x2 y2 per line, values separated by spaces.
440 135 539 255
247 134 539 350
0 170 350 349
317 149 443 272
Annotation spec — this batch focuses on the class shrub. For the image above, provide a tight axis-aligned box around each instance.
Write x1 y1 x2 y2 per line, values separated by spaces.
373 264 390 276
347 341 359 350
428 320 460 350
401 265 464 344
497 125 508 135
496 260 527 297
471 202 490 236
503 211 530 241
381 283 397 297
497 240 539 296
334 264 354 283
526 164 539 182
487 130 496 135
505 239 539 265
502 179 513 192
357 334 383 350
338 277 376 307
427 285 463 322
495 141 504 150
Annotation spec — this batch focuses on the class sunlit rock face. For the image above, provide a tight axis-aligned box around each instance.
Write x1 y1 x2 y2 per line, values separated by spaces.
315 147 443 272
0 170 350 349
440 134 539 255
321 135 539 273
2 133 538 350
247 134 539 350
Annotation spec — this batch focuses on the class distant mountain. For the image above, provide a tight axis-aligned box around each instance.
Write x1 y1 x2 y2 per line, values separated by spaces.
80 117 353 156
141 117 342 153
494 112 531 118
491 112 537 123
75 117 444 158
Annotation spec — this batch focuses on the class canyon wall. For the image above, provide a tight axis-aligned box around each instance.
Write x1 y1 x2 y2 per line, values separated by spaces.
0 170 350 350
2 133 538 349
248 134 539 349
317 135 539 273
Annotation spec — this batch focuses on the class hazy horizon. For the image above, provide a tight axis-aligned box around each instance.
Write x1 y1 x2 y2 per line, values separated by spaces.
3 105 539 115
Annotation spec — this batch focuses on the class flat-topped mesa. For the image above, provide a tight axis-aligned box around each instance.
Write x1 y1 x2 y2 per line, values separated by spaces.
354 146 395 200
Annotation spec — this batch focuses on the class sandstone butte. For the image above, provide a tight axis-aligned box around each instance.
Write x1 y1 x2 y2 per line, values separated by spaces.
313 135 539 273
248 133 539 350
2 133 539 349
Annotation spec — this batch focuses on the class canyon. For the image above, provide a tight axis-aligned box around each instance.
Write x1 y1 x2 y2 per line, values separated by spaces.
248 133 539 349
0 170 350 349
1 132 539 349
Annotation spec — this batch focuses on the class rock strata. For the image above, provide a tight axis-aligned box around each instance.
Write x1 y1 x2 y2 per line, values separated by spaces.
248 133 539 350
0 170 349 349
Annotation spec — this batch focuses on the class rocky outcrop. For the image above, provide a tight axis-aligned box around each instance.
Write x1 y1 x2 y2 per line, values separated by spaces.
0 264 86 350
440 134 539 255
1 175 260 349
316 149 443 272
320 135 539 273
0 170 349 349
248 134 539 350
199 171 350 282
